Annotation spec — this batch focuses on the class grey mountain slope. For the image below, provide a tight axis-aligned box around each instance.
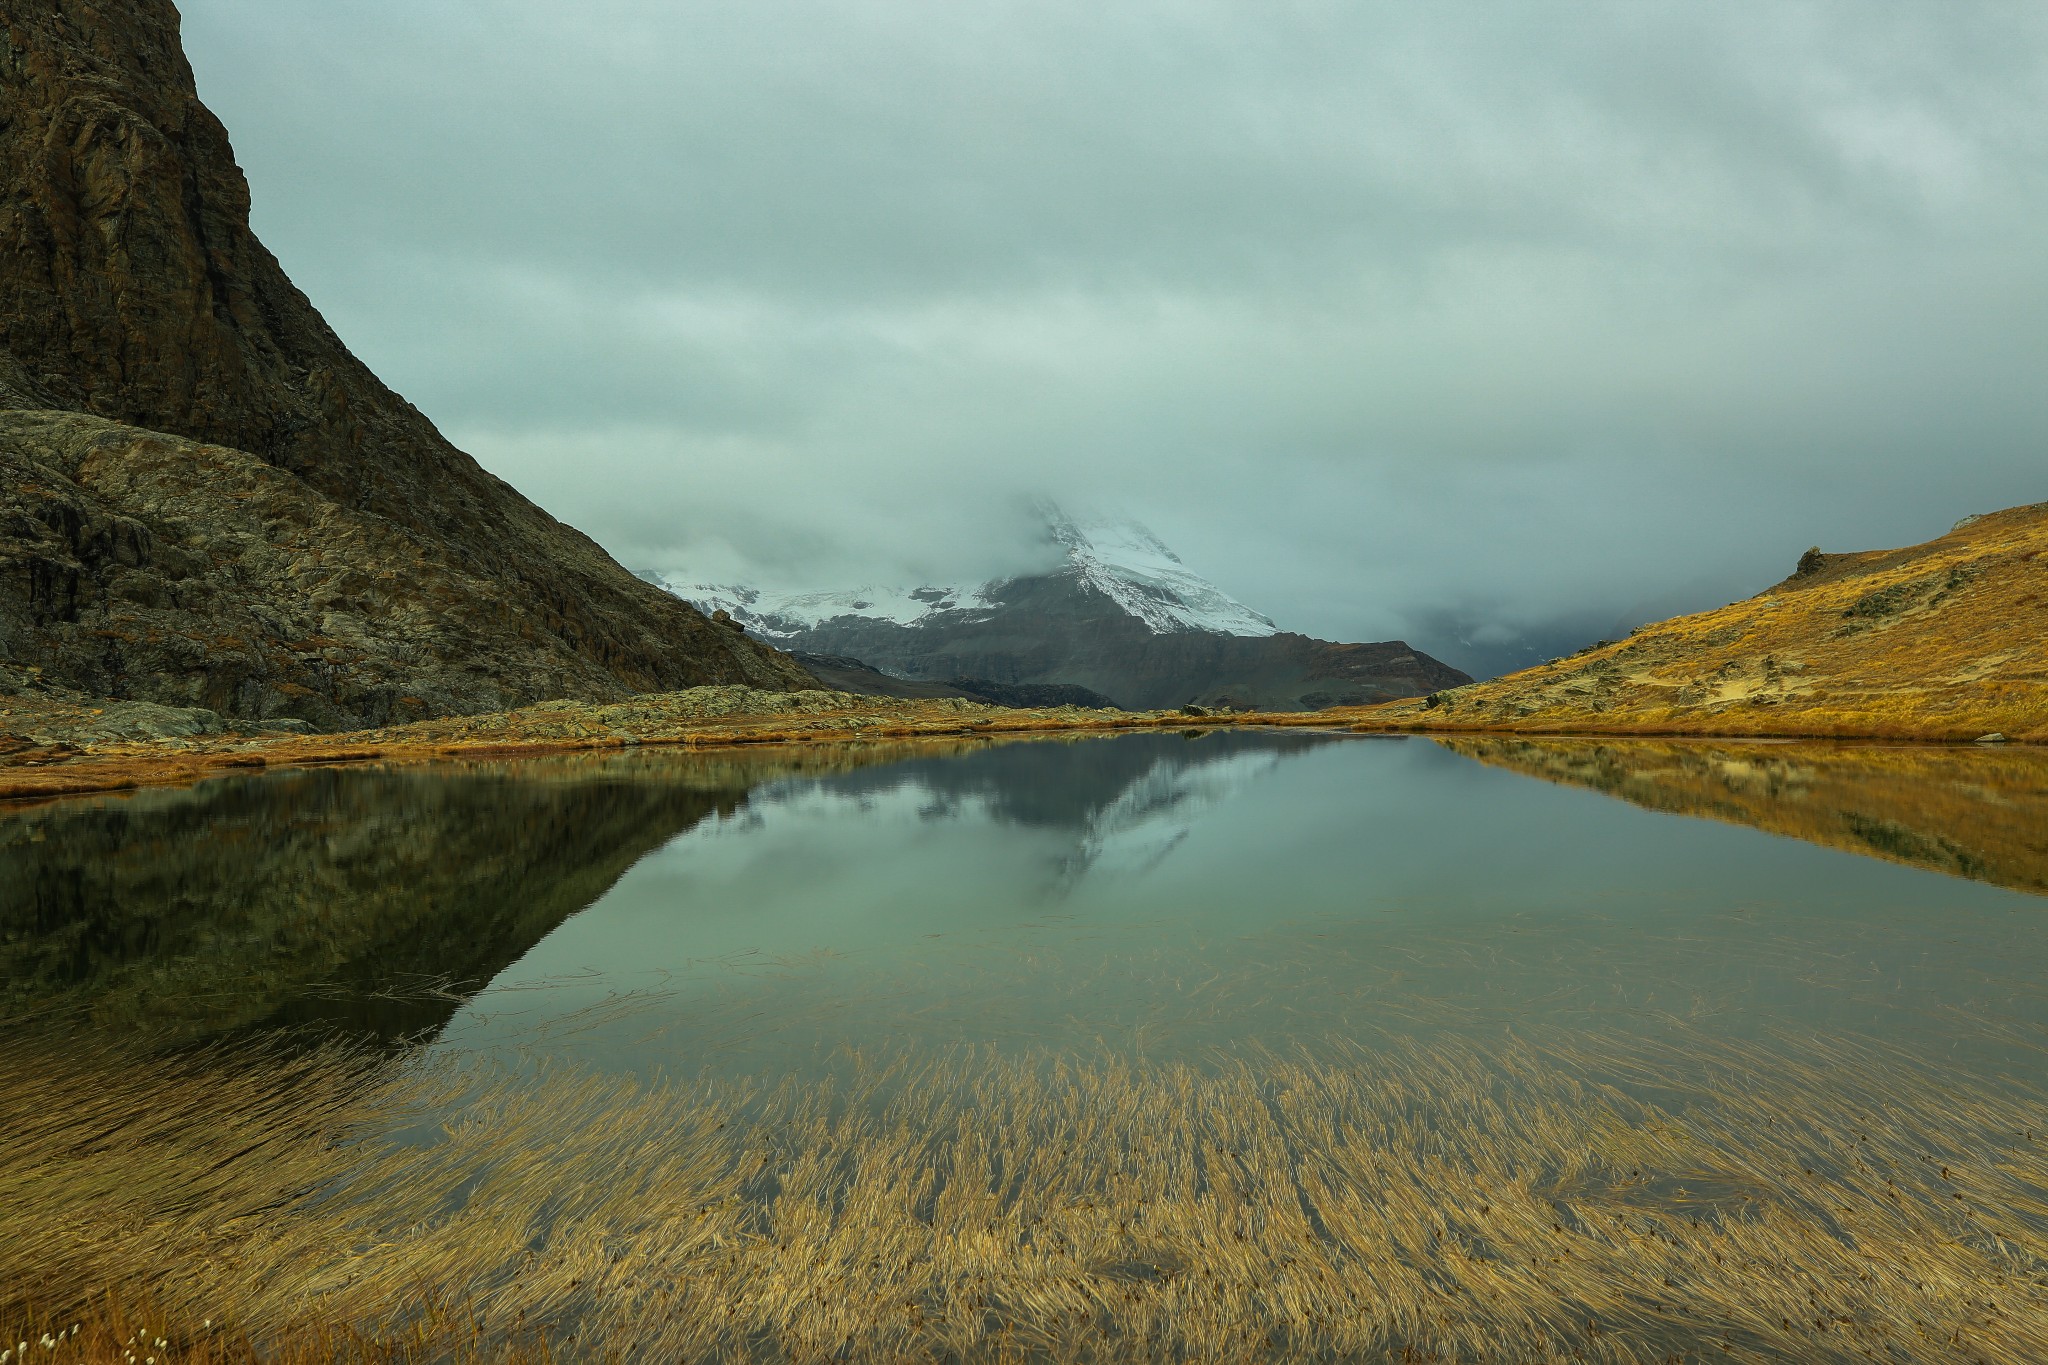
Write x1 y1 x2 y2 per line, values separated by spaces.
789 652 1118 709
783 585 1470 711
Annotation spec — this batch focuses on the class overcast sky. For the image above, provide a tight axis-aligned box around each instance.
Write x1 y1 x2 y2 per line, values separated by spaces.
178 0 2048 674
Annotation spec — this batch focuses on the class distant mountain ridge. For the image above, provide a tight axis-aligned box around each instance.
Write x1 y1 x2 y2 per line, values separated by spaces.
648 506 1469 711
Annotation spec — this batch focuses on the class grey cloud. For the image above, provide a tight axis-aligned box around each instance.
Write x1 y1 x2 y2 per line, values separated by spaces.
177 0 2048 674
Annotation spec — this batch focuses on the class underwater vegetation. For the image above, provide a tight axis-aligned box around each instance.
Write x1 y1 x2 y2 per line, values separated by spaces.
6 1020 2047 1363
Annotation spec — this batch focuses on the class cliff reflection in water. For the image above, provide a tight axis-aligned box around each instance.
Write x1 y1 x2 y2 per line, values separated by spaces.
20 727 2030 1060
0 731 1322 1046
0 743 993 1044
1438 736 2048 896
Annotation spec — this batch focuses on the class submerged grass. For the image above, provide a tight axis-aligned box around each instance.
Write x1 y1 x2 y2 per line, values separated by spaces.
7 1022 2048 1362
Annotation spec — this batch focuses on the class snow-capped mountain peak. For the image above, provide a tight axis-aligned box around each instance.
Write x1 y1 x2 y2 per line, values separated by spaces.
1041 506 1277 637
639 575 984 638
644 503 1279 641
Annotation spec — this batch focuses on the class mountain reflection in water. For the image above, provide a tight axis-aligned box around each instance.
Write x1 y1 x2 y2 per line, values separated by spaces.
0 732 1331 1045
11 731 2048 1359
6 730 2044 1059
798 729 1318 885
1438 736 2048 896
0 741 1005 1042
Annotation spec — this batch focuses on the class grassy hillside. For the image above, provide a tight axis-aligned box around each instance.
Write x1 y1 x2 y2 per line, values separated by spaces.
1356 501 2048 741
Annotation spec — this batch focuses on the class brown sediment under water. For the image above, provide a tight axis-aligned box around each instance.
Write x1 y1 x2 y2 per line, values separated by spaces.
5 732 2048 1361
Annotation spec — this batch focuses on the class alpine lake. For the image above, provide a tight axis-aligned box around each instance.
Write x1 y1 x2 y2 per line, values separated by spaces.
6 728 2048 1362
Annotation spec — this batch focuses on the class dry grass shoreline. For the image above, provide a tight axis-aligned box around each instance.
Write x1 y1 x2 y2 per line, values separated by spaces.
2 682 2036 808
0 691 1286 804
1347 714 2046 743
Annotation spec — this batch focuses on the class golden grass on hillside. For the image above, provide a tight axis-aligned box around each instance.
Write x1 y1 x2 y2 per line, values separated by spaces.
8 1022 2048 1363
1345 500 2048 742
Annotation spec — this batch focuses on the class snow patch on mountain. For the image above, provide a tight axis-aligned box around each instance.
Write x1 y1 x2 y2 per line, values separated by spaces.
1044 507 1277 637
641 574 987 640
642 505 1280 639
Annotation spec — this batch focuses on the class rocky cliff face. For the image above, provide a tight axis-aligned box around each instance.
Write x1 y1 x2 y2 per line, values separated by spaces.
0 0 810 727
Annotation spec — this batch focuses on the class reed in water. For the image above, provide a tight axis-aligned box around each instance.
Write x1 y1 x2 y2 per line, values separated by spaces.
6 1022 2046 1363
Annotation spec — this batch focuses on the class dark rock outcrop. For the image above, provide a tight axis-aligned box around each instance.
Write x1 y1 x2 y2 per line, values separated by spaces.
792 652 1120 710
785 579 1470 712
0 0 809 727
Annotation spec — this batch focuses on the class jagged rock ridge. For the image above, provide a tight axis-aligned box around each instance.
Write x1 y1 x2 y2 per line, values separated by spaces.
0 0 809 729
649 506 1470 711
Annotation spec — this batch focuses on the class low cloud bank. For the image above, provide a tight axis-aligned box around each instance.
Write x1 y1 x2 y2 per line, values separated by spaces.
181 0 2048 676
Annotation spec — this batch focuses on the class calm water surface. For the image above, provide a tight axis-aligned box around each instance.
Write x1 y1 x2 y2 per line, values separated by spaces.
8 729 2044 1084
12 730 2048 1359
